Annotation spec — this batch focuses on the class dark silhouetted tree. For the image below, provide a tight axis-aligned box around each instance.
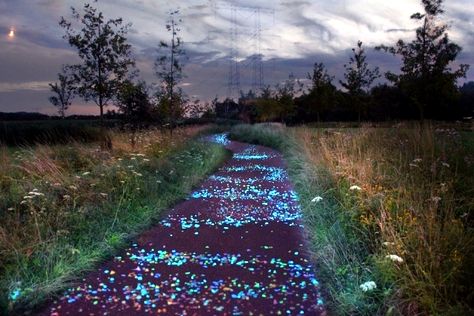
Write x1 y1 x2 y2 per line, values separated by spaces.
155 10 186 133
116 80 151 147
276 73 303 123
59 1 135 122
49 68 75 118
340 41 380 122
376 0 469 120
305 62 336 122
117 80 151 125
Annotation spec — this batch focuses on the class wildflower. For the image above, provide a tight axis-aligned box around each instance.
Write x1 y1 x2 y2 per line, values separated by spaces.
118 158 123 161
349 185 361 191
431 196 442 203
69 185 78 190
82 171 91 176
156 180 162 183
7 207 15 211
120 180 125 184
386 254 404 263
413 158 422 163
136 153 145 157
359 281 377 292
131 157 137 160
383 242 395 246
311 196 323 203
28 191 44 196
441 162 450 168
143 159 150 162
409 163 419 168
53 182 61 187
20 200 28 205
63 195 71 200
100 193 108 197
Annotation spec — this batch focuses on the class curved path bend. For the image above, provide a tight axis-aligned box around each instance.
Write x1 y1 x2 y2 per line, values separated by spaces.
41 134 325 316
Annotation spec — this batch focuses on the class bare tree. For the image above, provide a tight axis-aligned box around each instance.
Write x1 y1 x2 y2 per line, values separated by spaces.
155 10 186 134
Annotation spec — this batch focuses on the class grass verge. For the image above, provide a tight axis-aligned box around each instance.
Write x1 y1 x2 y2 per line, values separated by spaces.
229 123 474 315
0 126 229 314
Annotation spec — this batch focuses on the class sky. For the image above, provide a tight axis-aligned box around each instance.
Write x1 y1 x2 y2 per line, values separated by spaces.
0 0 473 115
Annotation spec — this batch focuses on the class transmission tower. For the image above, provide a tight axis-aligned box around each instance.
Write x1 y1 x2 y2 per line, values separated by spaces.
227 4 240 99
211 2 274 100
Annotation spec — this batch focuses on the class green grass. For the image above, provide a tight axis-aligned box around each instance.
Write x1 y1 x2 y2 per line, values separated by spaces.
0 127 229 314
229 124 378 314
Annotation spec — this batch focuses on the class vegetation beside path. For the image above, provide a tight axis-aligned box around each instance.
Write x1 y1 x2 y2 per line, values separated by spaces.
0 126 229 314
229 123 474 315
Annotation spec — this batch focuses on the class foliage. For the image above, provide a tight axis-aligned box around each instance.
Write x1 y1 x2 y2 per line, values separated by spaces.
48 68 75 118
275 74 303 123
340 41 380 122
376 0 469 120
59 1 136 120
116 80 152 127
302 62 337 122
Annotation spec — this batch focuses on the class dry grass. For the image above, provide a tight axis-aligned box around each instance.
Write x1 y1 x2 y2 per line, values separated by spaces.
292 123 474 314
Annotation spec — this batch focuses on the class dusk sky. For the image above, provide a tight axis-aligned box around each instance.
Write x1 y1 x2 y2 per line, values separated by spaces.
1 0 473 115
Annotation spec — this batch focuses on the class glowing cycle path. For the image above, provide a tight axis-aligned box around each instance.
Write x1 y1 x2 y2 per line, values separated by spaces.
40 134 325 315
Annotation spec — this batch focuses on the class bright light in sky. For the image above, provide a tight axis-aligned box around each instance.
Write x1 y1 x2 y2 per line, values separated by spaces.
8 28 15 38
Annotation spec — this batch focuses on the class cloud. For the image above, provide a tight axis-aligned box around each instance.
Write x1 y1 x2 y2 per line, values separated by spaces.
0 81 50 93
0 0 472 114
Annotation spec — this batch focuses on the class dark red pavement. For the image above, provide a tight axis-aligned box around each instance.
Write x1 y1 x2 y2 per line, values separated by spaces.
39 134 325 315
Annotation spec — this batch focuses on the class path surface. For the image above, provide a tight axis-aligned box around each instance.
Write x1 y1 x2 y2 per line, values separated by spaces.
40 134 325 315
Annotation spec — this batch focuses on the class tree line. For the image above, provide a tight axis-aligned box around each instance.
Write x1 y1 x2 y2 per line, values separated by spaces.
50 0 472 126
49 2 188 133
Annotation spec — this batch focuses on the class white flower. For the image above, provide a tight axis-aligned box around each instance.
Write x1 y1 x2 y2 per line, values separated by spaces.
100 193 108 197
383 242 395 246
441 162 450 168
82 171 91 176
7 207 15 211
413 158 422 163
28 191 44 196
349 185 361 191
63 195 71 200
386 254 404 263
311 196 323 203
360 281 377 292
409 163 419 168
431 196 442 203
143 159 150 162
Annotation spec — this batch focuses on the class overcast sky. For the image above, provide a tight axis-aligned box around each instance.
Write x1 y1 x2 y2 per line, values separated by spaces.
0 0 473 115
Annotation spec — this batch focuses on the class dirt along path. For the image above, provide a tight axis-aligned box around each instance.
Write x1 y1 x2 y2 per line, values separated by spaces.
40 134 325 315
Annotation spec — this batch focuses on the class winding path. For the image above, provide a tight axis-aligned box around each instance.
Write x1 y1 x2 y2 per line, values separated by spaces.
40 134 325 315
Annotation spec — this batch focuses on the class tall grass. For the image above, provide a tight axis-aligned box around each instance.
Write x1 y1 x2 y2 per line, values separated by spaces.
0 125 228 314
230 123 474 315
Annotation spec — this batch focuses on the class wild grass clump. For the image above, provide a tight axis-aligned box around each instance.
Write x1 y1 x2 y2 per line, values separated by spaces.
0 125 228 313
230 123 474 315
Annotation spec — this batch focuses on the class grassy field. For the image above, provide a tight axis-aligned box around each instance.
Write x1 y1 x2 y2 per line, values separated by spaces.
0 125 229 314
230 123 474 315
